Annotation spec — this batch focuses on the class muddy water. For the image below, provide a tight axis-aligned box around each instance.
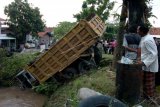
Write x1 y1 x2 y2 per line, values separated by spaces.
0 87 47 107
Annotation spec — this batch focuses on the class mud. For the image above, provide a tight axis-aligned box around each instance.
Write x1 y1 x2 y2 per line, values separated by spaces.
0 87 47 107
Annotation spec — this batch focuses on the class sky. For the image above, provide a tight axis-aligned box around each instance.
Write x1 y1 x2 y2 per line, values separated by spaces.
0 0 160 27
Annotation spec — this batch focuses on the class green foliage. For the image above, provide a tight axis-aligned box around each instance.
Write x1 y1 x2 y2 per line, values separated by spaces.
54 21 76 40
0 53 37 86
33 81 60 96
100 54 113 67
144 0 156 27
74 0 116 44
0 48 7 62
45 66 116 107
4 0 45 43
74 0 115 22
36 54 115 107
103 23 119 40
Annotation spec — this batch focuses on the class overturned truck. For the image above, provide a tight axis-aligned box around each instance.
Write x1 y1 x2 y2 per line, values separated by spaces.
16 15 106 88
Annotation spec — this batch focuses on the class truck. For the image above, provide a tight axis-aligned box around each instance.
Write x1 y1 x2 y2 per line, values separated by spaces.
16 15 106 88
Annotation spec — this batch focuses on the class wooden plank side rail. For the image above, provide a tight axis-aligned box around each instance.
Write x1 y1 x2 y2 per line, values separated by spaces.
25 15 106 83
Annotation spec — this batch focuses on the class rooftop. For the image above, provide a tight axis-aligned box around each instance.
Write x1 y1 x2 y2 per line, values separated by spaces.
0 34 15 40
149 27 160 35
38 27 53 37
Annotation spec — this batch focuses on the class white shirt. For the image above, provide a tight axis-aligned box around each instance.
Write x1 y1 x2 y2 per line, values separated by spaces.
140 34 158 72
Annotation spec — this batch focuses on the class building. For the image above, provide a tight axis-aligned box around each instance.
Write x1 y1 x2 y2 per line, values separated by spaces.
0 17 16 51
38 27 54 49
149 27 160 42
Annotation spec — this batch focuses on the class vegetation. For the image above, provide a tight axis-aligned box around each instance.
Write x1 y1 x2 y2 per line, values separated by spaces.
0 48 7 61
46 67 115 107
0 49 116 106
73 0 118 41
0 52 38 86
104 23 119 40
113 0 154 69
39 54 159 107
1 0 158 106
43 54 115 107
4 0 45 44
0 50 159 107
74 0 115 22
54 21 76 40
28 54 113 106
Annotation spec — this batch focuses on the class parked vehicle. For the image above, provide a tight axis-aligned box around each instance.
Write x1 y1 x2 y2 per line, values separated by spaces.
25 41 36 48
16 15 106 88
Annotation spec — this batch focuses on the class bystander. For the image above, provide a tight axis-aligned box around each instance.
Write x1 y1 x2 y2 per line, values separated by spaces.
137 25 158 99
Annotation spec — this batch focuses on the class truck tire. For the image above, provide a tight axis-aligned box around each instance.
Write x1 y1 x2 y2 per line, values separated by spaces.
78 60 90 73
78 95 127 107
62 67 77 79
53 72 65 83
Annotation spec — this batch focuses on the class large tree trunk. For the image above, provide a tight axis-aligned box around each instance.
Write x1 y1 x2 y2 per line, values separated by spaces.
112 0 128 70
112 0 145 70
128 0 145 27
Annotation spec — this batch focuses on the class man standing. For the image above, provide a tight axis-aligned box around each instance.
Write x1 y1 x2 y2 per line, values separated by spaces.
137 25 158 99
123 25 141 60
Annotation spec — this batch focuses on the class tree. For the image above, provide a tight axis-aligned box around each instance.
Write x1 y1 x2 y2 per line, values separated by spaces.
104 23 119 40
74 0 115 22
54 21 76 40
4 0 45 45
112 0 128 69
112 0 153 69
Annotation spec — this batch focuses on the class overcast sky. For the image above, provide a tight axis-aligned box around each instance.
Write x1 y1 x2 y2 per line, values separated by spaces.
0 0 160 27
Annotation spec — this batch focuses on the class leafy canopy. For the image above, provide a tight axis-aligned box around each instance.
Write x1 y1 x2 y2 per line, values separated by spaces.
54 21 76 40
74 0 115 39
4 0 45 43
74 0 115 22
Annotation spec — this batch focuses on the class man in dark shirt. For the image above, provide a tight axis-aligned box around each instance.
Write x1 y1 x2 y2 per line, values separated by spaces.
122 25 141 60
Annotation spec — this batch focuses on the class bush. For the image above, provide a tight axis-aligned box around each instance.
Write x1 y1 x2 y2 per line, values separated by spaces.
0 53 37 86
99 54 113 67
0 48 7 62
33 81 60 96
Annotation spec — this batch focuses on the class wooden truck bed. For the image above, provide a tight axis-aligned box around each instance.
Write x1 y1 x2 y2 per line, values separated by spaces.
25 15 106 83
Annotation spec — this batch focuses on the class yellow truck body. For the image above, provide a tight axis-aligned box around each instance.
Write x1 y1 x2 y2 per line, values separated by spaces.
22 15 106 84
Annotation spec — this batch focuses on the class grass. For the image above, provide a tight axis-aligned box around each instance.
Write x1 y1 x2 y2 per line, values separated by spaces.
44 54 160 107
0 52 38 86
45 54 116 107
1 51 160 107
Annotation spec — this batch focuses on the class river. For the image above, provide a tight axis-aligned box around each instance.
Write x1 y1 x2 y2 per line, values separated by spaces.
0 87 47 107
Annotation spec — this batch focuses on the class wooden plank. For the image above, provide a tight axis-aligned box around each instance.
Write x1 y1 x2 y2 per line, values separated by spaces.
25 15 106 83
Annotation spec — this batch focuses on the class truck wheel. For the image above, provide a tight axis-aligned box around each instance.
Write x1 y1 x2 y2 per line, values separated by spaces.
78 95 127 107
78 60 90 73
62 67 77 79
53 72 65 83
